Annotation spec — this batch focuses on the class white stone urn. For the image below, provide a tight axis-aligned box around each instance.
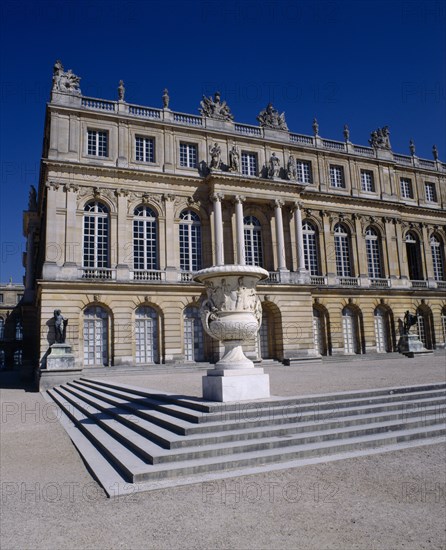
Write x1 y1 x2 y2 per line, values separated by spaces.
193 265 271 401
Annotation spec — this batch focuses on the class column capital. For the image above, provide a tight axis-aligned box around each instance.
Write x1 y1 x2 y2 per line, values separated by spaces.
64 183 79 193
233 194 246 204
211 192 225 202
291 200 303 212
274 199 285 208
45 181 60 191
115 188 129 198
162 193 175 202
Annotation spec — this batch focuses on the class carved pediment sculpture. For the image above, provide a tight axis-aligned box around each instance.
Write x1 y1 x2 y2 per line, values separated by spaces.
369 126 391 150
199 91 234 121
52 60 81 96
257 103 288 131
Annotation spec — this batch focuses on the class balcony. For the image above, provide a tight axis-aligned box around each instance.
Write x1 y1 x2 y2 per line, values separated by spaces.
264 272 280 284
411 280 428 289
338 276 359 287
131 270 165 282
310 275 328 286
79 268 116 280
370 278 391 288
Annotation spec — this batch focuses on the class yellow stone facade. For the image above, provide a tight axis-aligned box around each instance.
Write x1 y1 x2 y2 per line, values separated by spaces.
23 72 446 370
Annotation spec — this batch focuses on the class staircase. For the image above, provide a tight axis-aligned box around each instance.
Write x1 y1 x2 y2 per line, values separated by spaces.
46 379 446 497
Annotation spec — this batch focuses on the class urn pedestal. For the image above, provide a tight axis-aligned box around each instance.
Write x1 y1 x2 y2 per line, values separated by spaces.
193 265 270 402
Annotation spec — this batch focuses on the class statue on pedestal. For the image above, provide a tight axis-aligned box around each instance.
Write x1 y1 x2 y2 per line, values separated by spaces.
229 144 240 172
403 310 417 335
54 310 68 344
209 143 222 170
268 153 281 179
118 80 125 101
287 154 297 180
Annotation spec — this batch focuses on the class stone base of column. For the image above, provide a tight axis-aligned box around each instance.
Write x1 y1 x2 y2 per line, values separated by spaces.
202 368 270 402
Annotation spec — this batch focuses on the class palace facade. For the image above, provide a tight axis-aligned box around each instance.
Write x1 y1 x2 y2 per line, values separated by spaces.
23 63 446 371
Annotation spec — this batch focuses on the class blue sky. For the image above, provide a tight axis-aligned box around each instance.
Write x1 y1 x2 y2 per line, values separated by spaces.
0 0 445 283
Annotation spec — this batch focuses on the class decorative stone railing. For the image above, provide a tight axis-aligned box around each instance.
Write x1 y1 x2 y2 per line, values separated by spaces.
81 98 116 112
179 271 195 282
263 271 280 284
370 278 391 288
73 95 444 171
289 133 314 146
131 269 165 282
234 123 262 137
173 113 203 126
128 105 161 119
411 279 428 288
338 276 359 287
310 275 327 285
79 267 116 280
436 281 446 289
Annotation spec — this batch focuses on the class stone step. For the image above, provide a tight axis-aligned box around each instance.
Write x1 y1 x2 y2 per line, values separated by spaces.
82 378 446 412
130 425 446 483
77 378 446 424
67 380 445 449
47 388 148 479
47 381 446 491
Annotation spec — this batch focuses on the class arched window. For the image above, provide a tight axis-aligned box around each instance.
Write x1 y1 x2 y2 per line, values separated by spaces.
416 305 434 350
334 223 352 277
374 306 392 353
430 235 445 281
83 201 109 268
313 307 328 355
83 306 109 366
0 318 4 340
183 306 204 361
365 227 383 278
133 206 158 270
15 321 23 341
179 210 202 271
302 221 319 275
342 306 361 354
405 232 423 280
135 306 159 363
244 216 263 267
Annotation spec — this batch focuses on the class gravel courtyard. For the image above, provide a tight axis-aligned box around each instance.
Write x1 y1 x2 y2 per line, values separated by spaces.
1 354 445 550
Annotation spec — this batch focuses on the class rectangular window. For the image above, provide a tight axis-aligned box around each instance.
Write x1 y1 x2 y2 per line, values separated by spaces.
87 129 108 157
400 178 413 199
179 143 197 168
425 182 437 202
135 136 155 163
241 152 258 176
330 165 345 188
296 160 313 183
361 170 375 192
0 294 3 304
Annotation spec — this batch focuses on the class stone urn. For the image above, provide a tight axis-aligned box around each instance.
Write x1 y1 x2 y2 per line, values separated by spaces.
193 265 271 402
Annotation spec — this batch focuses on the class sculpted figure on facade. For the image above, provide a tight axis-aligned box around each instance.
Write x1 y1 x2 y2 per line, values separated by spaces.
286 154 297 180
369 126 391 150
209 143 222 170
118 80 125 101
268 152 281 179
200 91 234 121
257 103 288 131
343 124 350 142
432 144 439 161
312 118 319 137
52 60 81 95
53 309 68 344
409 139 416 156
229 144 240 172
162 88 170 109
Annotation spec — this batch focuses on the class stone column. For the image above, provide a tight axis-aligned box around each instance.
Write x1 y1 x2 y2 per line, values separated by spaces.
42 182 60 279
421 224 435 287
116 189 130 281
353 214 370 286
293 202 306 272
163 194 177 282
234 195 246 265
61 184 79 279
274 199 287 271
212 193 225 266
395 220 409 282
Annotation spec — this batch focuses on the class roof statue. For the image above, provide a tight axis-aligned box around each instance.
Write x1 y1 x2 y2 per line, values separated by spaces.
118 80 125 102
369 126 391 150
52 60 81 96
199 91 234 121
257 103 288 131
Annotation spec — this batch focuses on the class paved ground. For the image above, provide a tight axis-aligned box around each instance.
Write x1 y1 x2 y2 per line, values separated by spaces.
1 353 445 550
